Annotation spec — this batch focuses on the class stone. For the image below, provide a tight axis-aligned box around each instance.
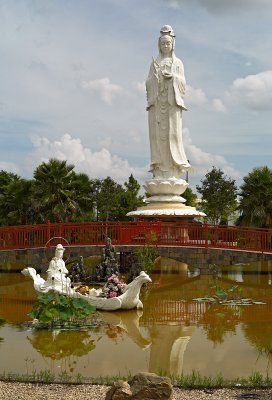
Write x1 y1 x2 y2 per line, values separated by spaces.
105 380 132 400
129 372 173 400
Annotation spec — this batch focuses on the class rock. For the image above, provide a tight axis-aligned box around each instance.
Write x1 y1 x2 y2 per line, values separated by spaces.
105 380 132 400
129 372 173 400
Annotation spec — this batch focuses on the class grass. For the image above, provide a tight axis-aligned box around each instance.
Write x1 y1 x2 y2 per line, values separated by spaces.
166 370 272 389
0 370 272 388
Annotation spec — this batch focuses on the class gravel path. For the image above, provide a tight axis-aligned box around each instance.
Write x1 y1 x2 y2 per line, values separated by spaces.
1 382 272 400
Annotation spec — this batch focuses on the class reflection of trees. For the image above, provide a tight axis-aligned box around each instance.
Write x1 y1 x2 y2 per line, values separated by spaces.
242 322 272 366
27 322 128 361
0 318 5 345
200 305 239 345
27 330 96 360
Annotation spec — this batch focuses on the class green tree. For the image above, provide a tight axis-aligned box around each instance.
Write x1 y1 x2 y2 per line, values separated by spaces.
0 170 20 191
238 166 272 228
182 187 198 207
196 166 238 224
96 176 123 221
33 159 78 222
117 174 144 220
71 172 96 221
0 171 20 224
0 175 33 225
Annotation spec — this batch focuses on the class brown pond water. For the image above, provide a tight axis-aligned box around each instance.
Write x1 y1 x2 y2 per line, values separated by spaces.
0 258 272 380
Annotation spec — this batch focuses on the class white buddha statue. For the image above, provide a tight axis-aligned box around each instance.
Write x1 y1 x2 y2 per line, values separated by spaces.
146 25 190 180
40 243 71 293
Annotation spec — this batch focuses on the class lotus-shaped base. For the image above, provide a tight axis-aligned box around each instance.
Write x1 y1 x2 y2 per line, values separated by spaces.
143 178 188 203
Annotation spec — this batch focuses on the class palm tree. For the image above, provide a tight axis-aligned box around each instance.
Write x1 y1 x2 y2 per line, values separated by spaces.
0 176 33 225
33 159 77 222
238 166 272 228
71 172 95 221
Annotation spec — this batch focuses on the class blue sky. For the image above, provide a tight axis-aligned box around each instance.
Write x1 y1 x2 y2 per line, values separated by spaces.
0 0 272 191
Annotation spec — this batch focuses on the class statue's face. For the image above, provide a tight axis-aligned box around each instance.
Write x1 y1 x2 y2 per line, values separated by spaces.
160 35 173 55
55 248 64 259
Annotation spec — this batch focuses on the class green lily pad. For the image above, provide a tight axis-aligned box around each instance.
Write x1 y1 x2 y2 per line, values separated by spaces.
215 313 225 318
192 297 217 303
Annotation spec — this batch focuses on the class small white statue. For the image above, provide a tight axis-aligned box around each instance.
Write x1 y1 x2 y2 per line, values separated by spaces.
40 243 71 293
146 25 190 180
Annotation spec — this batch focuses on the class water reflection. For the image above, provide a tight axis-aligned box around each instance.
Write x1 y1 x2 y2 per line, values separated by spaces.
218 261 272 287
28 330 96 360
0 260 272 378
200 304 239 345
148 324 195 376
102 311 151 349
242 321 272 370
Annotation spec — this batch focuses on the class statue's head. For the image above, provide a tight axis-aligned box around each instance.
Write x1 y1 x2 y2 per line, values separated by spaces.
158 25 175 56
160 25 175 37
159 35 174 56
55 243 65 258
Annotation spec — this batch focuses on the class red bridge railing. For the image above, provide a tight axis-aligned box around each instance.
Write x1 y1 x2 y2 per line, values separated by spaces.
0 221 271 253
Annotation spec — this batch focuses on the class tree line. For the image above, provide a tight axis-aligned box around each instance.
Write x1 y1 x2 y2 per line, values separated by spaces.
0 159 271 228
0 159 144 225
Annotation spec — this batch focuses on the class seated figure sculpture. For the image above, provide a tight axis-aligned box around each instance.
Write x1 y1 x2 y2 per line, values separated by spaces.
103 237 115 260
91 237 119 282
40 243 71 293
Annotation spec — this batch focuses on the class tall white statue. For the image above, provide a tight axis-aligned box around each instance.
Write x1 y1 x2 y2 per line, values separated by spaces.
146 25 190 180
126 26 205 218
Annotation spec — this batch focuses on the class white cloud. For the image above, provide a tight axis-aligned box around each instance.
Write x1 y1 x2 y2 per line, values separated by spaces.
30 134 148 183
186 86 226 113
211 98 227 113
0 161 19 174
226 70 272 110
133 81 146 93
183 128 240 180
127 130 142 145
186 85 208 106
99 136 112 149
166 0 272 14
81 78 122 105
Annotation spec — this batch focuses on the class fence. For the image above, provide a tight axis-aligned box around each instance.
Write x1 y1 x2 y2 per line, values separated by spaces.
0 221 272 253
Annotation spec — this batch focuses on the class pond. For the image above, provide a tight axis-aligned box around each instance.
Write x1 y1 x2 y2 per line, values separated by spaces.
0 258 272 380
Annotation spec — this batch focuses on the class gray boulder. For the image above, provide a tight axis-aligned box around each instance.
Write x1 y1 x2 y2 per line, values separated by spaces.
105 373 173 400
105 380 132 400
129 372 173 400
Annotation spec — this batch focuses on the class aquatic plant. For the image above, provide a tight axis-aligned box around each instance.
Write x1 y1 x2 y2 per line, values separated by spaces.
28 290 96 329
193 283 266 306
134 231 158 275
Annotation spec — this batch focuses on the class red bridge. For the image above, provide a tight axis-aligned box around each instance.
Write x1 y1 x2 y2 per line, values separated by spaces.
0 221 271 253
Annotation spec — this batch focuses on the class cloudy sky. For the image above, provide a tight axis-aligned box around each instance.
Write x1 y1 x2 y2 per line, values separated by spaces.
0 0 271 191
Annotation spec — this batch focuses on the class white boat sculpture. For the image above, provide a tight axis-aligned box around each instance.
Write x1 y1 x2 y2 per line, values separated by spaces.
21 244 151 311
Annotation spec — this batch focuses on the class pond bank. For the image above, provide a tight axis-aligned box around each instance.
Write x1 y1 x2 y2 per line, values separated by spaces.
0 382 272 400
